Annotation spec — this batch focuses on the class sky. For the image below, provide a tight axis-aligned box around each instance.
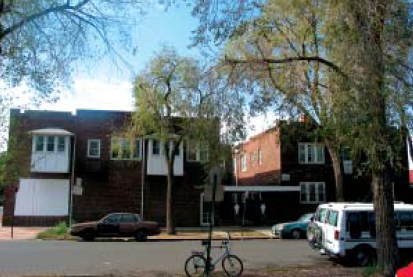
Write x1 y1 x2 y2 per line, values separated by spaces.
6 2 277 139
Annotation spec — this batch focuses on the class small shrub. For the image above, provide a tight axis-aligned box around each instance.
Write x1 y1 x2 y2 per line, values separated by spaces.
37 221 72 240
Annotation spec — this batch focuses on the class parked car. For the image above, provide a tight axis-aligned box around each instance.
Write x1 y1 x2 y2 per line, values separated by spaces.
69 213 161 241
307 202 413 266
272 213 314 239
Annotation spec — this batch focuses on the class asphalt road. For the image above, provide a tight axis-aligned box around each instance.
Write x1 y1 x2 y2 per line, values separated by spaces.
0 239 326 275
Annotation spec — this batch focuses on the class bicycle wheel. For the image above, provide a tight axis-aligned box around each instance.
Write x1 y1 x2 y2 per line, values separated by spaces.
222 254 243 277
185 254 207 277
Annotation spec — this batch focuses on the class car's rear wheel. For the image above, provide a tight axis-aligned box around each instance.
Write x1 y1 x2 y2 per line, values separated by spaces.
291 229 302 239
353 245 375 267
135 229 148 242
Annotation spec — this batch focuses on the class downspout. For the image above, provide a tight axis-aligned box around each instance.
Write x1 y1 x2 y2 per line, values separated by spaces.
69 136 76 227
141 139 146 219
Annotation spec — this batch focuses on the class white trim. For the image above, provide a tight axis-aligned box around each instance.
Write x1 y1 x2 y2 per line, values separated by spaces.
240 153 247 172
87 139 101 158
298 143 325 164
300 182 326 204
29 128 74 136
224 186 300 192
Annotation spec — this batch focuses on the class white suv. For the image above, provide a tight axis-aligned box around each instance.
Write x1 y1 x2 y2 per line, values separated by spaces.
307 202 413 266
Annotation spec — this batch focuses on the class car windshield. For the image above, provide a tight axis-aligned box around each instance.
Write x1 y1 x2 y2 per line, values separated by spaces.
298 213 313 222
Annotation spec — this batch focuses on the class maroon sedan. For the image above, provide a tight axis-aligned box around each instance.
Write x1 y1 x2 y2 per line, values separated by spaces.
69 213 161 241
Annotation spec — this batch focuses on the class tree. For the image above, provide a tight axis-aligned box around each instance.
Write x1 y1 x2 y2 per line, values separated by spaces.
130 47 245 234
191 0 413 275
219 0 349 201
0 0 145 98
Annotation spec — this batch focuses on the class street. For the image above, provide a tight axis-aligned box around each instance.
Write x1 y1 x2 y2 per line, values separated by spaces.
0 239 326 275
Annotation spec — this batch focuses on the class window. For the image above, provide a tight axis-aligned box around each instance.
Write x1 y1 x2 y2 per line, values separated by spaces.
87 139 101 158
35 136 44 152
327 210 338 227
152 139 160 155
346 212 376 239
395 212 413 230
47 136 55 152
241 154 247 172
199 145 208 162
120 214 138 223
300 182 325 203
258 149 263 165
315 208 327 223
187 142 209 162
34 136 67 153
298 143 325 164
111 137 141 160
57 137 66 152
121 139 131 159
132 139 141 159
103 214 120 224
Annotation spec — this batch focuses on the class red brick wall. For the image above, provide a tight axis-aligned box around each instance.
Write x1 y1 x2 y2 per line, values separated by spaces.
235 127 281 186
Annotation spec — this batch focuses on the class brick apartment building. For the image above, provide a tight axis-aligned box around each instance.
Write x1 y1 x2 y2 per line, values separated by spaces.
222 120 411 225
2 109 211 227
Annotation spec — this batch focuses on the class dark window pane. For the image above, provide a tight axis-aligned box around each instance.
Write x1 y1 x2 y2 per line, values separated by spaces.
120 214 137 223
399 212 413 227
347 212 362 239
133 139 141 159
121 139 131 159
359 212 369 232
153 140 160 155
309 183 316 202
105 214 120 224
57 137 65 152
47 136 55 152
35 136 44 152
368 213 376 237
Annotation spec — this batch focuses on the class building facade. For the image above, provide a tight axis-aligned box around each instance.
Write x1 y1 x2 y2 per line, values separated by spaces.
3 109 210 227
222 121 411 226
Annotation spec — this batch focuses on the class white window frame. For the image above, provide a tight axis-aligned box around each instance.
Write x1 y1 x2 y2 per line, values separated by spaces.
187 142 209 162
33 135 68 154
34 136 45 152
298 143 325 164
240 154 247 172
300 182 326 204
111 137 142 160
87 139 101 158
258 149 263 165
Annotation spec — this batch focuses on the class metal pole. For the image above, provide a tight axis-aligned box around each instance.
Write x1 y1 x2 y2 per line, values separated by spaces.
205 174 217 276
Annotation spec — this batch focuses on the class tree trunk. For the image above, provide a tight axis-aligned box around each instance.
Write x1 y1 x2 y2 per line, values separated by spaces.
166 162 175 235
373 170 399 276
324 139 345 201
163 140 176 235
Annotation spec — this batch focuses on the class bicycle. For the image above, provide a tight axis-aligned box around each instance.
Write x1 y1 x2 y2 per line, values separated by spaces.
184 233 243 277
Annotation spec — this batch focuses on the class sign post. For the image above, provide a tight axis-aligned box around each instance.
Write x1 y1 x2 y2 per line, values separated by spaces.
205 167 221 276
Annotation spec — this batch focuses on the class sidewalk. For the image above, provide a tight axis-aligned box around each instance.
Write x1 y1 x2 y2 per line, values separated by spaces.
0 216 47 240
150 227 275 241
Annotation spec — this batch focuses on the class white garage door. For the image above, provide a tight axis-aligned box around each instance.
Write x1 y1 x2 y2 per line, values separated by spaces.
15 179 69 216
